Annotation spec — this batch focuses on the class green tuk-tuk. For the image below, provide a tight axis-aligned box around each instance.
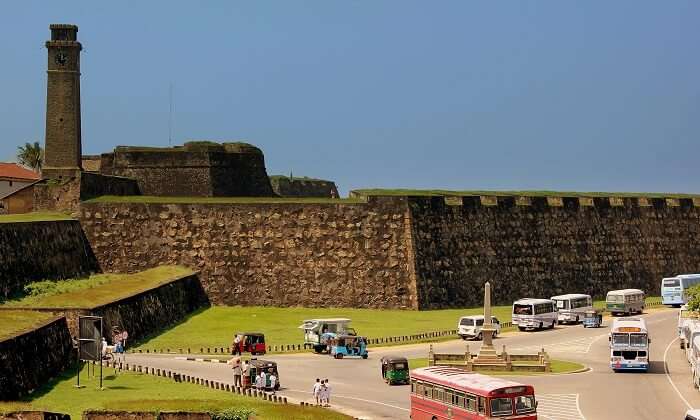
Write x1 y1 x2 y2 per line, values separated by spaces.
380 355 409 385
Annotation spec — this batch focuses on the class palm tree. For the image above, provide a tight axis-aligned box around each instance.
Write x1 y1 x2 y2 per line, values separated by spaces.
17 141 43 173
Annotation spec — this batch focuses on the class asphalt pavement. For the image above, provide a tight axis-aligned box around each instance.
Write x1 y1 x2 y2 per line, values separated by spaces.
124 308 699 419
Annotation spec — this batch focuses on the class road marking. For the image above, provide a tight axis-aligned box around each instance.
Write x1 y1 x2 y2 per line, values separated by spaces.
664 336 693 410
285 389 410 412
511 334 606 354
536 394 585 420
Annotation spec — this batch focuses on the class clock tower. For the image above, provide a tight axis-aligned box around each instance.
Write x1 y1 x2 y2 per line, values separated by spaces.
43 24 83 179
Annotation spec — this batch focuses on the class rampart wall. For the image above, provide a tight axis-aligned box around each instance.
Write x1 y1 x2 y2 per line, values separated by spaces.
79 195 700 309
269 176 339 198
410 195 700 308
0 220 99 299
80 197 418 309
0 316 73 400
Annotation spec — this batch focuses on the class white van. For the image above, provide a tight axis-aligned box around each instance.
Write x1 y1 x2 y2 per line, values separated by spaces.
686 321 700 364
692 336 700 389
679 305 696 350
512 298 558 331
457 315 501 340
551 294 593 324
685 409 700 420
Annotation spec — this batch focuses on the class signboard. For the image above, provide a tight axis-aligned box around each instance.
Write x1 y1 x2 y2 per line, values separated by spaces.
78 316 102 362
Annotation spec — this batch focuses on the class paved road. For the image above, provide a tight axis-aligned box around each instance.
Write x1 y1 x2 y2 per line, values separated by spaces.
124 308 700 419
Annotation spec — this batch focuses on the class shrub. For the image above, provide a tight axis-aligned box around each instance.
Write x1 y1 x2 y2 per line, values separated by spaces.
210 407 255 420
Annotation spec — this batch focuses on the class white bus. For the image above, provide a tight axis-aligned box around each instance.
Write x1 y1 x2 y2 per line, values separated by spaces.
662 274 700 307
551 294 593 324
679 305 696 350
606 289 645 316
609 318 650 372
684 320 700 363
512 298 557 331
691 336 700 389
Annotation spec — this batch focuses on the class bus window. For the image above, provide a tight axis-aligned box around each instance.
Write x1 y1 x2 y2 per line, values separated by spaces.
478 396 486 414
411 380 417 394
516 395 537 414
665 278 680 287
422 383 432 398
455 392 465 408
630 334 647 347
491 397 513 416
433 387 443 401
514 304 533 315
612 333 629 346
555 300 568 309
466 394 476 411
443 389 453 404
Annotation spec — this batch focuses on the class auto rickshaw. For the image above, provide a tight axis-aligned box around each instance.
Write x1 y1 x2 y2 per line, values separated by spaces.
380 355 409 385
241 359 280 390
235 332 267 355
583 309 603 328
330 335 368 359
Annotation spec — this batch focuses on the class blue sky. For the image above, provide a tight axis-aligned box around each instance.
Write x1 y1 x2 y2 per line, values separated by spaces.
1 1 698 195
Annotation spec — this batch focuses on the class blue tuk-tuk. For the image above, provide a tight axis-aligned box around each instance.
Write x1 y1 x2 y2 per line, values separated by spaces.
330 335 368 359
583 309 603 328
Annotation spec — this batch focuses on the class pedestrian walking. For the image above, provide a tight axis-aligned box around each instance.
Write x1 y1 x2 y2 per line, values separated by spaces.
312 378 321 405
324 378 332 407
320 380 330 407
232 334 242 356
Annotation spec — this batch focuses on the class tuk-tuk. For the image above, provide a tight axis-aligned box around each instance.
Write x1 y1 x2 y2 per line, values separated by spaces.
380 355 409 385
242 359 280 390
582 310 603 328
330 335 368 359
235 332 266 355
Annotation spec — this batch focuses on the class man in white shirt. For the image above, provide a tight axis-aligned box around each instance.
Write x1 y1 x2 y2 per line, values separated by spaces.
268 369 277 394
312 378 321 405
324 379 332 407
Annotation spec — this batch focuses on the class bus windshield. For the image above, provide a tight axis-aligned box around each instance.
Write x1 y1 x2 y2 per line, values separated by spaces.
612 333 629 346
607 295 623 302
491 398 513 416
515 395 537 414
555 300 569 309
664 279 681 287
514 304 533 315
630 334 648 347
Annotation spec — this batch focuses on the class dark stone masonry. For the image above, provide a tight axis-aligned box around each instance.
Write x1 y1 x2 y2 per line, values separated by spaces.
0 220 99 299
81 195 700 309
0 316 73 400
269 175 339 198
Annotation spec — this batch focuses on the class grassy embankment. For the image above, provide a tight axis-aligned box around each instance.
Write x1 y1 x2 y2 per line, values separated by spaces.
84 195 365 204
0 266 193 309
0 365 347 420
133 297 662 352
406 358 585 375
0 212 73 223
351 189 700 199
0 311 56 341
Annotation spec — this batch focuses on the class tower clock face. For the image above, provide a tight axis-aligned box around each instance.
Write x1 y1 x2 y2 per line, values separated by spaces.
55 52 68 66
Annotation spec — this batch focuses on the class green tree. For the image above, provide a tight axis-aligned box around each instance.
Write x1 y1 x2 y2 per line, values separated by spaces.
686 284 700 312
16 141 43 172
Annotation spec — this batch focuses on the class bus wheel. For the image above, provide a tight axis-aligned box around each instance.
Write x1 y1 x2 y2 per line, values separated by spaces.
477 332 483 341
518 326 525 332
539 322 543 330
549 321 555 329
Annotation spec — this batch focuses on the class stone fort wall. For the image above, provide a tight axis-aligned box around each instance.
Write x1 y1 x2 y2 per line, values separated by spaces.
409 195 700 308
0 220 99 299
80 195 700 309
100 142 274 197
80 197 418 309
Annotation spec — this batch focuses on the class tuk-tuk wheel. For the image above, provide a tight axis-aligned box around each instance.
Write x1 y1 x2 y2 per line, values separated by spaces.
362 354 368 359
336 353 344 359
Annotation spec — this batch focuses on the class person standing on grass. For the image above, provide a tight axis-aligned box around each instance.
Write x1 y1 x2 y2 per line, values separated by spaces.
313 378 322 405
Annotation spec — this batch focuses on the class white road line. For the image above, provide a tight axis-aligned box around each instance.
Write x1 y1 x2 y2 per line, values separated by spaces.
575 393 587 420
664 336 693 410
286 389 410 412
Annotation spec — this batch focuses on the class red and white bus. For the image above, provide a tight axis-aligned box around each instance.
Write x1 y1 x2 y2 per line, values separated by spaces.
410 366 538 419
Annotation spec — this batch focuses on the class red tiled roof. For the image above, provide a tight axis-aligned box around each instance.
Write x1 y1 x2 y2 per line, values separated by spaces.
0 163 41 180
